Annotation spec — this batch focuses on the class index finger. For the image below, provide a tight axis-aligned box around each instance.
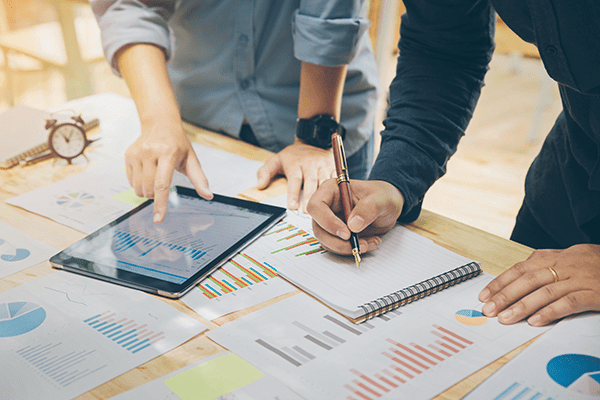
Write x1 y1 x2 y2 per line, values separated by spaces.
152 158 176 223
184 153 213 200
306 179 350 241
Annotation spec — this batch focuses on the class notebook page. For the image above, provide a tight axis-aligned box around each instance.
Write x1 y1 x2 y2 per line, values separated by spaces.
263 212 475 318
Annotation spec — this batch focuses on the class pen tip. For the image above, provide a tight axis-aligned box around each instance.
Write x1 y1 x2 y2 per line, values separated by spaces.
352 248 361 269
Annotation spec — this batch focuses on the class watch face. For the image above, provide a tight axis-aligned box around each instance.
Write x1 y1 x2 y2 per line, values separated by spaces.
49 123 86 160
296 114 343 149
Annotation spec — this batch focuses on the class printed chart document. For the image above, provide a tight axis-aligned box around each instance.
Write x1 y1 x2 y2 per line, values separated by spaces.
464 312 600 399
6 143 263 235
110 352 304 400
0 272 208 400
207 274 550 400
0 221 56 279
247 212 481 322
181 252 295 321
6 163 139 234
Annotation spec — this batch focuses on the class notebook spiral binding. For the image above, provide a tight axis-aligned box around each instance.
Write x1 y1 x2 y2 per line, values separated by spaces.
357 261 482 322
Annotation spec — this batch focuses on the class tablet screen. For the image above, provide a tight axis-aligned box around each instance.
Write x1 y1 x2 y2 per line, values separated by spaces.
50 187 286 297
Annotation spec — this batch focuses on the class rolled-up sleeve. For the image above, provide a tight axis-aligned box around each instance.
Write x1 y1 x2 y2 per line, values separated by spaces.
90 0 175 75
292 0 370 66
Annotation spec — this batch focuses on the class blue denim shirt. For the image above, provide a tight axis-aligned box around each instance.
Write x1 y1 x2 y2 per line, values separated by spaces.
91 0 381 157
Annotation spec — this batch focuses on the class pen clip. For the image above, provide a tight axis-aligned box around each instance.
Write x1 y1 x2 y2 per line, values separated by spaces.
332 133 348 173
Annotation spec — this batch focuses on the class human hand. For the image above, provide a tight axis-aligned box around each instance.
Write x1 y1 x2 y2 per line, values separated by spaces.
306 179 404 255
256 140 335 212
125 118 213 223
479 244 600 326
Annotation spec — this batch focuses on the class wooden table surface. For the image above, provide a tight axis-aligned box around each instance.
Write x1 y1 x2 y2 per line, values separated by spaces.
0 121 535 400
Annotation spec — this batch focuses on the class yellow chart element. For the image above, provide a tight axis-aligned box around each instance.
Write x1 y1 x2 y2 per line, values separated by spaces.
112 188 147 207
164 352 264 400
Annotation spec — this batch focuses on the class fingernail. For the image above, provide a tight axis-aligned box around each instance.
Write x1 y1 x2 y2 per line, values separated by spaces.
153 213 161 223
528 314 542 326
498 308 513 320
336 229 350 240
482 301 495 315
289 201 298 210
479 288 490 302
348 215 365 232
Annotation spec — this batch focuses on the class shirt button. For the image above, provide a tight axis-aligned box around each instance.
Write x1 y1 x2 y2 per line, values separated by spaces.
239 34 249 46
546 45 558 56
240 79 250 90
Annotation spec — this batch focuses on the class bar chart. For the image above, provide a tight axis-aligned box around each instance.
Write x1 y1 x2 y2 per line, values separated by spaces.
84 310 164 354
112 230 207 261
208 280 547 400
15 341 107 388
197 253 277 299
341 324 474 400
266 221 325 257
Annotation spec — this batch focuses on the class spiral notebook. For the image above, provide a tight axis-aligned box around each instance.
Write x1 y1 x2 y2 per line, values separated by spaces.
259 212 482 322
0 105 52 169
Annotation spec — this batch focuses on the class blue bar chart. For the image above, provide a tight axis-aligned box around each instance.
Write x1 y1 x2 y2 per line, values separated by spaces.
16 341 108 388
84 310 165 354
113 231 207 261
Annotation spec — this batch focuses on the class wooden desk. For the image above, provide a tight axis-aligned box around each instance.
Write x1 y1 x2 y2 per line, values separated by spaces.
0 113 534 399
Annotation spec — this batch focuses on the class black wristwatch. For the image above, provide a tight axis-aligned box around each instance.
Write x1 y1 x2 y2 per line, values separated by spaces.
295 114 346 149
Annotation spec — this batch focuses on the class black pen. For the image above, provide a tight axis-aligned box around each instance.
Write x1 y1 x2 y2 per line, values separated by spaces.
331 132 361 268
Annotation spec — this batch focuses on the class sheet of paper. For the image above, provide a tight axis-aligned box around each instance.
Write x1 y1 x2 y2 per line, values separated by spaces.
181 251 295 320
0 221 57 279
6 163 138 234
239 211 476 318
464 312 600 399
207 274 550 400
0 271 208 400
172 143 263 197
109 352 304 400
6 147 263 235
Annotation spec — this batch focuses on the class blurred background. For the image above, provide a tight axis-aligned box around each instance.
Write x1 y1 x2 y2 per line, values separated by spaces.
0 0 562 241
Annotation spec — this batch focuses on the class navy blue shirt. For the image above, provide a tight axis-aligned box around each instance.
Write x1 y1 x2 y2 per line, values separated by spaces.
370 0 600 247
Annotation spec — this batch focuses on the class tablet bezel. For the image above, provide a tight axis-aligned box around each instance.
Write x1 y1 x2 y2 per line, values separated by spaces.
49 186 286 298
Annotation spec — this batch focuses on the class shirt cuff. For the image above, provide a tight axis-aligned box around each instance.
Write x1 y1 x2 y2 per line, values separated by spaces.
292 10 369 66
98 9 172 75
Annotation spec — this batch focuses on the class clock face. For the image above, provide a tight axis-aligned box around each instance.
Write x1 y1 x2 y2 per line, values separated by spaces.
49 123 87 160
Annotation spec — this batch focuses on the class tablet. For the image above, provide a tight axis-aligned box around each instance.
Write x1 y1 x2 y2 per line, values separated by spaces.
50 186 286 298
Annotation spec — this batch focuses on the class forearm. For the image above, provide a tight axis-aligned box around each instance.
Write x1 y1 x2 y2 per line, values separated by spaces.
297 61 347 121
370 0 495 222
116 43 181 127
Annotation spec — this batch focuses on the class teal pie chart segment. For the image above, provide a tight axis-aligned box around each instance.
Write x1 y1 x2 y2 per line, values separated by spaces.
547 354 600 396
1 248 31 262
0 302 46 337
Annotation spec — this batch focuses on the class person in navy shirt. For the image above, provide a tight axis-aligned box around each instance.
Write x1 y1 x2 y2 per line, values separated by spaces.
308 0 600 326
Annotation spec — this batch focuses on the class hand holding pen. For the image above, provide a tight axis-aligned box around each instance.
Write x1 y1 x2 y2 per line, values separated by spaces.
331 132 361 268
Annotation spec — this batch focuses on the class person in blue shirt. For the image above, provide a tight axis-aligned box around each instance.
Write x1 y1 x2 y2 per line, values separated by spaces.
308 0 600 326
90 0 380 222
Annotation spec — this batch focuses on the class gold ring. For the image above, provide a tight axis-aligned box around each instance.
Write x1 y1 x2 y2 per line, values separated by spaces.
548 267 559 283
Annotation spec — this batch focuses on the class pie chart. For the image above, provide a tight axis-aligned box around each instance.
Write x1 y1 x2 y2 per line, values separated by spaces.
547 354 600 397
0 302 46 337
56 192 95 208
454 309 488 326
0 238 31 262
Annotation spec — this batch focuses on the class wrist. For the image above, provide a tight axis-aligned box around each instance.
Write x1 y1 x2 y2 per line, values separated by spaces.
295 114 345 149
